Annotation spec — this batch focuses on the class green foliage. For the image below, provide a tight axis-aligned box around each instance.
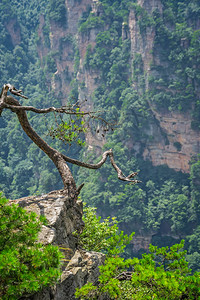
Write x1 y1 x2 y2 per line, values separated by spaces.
190 160 200 219
77 204 134 256
145 180 191 233
131 3 155 34
75 200 200 298
78 144 191 235
48 109 86 147
149 1 200 116
186 252 200 273
79 15 105 33
48 0 67 24
76 239 200 300
0 192 62 299
45 53 57 73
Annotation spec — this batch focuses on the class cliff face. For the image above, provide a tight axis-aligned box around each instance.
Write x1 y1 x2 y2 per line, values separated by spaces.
40 0 94 102
12 190 105 300
36 0 200 173
143 110 200 172
127 0 200 172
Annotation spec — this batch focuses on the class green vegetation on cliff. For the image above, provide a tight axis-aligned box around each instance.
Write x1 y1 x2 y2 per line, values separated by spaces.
0 193 62 299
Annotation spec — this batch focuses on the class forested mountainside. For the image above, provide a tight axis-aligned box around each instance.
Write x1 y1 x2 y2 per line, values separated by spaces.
0 0 200 269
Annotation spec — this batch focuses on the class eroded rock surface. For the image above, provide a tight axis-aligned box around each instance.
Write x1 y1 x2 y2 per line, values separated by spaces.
11 190 105 300
25 249 105 300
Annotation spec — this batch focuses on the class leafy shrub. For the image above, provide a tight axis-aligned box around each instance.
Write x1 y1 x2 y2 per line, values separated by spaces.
76 204 134 256
76 208 200 300
0 192 62 299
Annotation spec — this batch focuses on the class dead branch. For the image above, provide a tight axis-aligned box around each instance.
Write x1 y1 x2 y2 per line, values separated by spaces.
2 103 98 115
0 83 140 198
62 150 141 184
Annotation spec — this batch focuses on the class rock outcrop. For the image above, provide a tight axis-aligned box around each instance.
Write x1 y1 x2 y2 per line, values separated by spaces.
11 190 105 300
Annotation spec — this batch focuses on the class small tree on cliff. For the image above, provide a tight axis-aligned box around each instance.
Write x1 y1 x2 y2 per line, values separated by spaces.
0 83 139 202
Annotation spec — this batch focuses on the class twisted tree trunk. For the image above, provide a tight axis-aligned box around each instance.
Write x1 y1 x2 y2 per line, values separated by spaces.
0 84 140 203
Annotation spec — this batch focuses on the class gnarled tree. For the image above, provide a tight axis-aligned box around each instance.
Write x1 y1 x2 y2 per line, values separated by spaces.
0 84 140 202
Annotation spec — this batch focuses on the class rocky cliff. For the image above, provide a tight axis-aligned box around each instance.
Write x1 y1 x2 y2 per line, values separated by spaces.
11 190 105 300
36 0 200 173
143 110 200 172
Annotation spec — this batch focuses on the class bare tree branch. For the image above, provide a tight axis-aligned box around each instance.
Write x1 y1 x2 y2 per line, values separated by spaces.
62 150 141 184
2 103 97 115
1 83 28 99
0 83 140 201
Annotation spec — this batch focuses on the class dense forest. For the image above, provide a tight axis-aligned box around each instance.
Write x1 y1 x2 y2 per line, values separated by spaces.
0 0 200 272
